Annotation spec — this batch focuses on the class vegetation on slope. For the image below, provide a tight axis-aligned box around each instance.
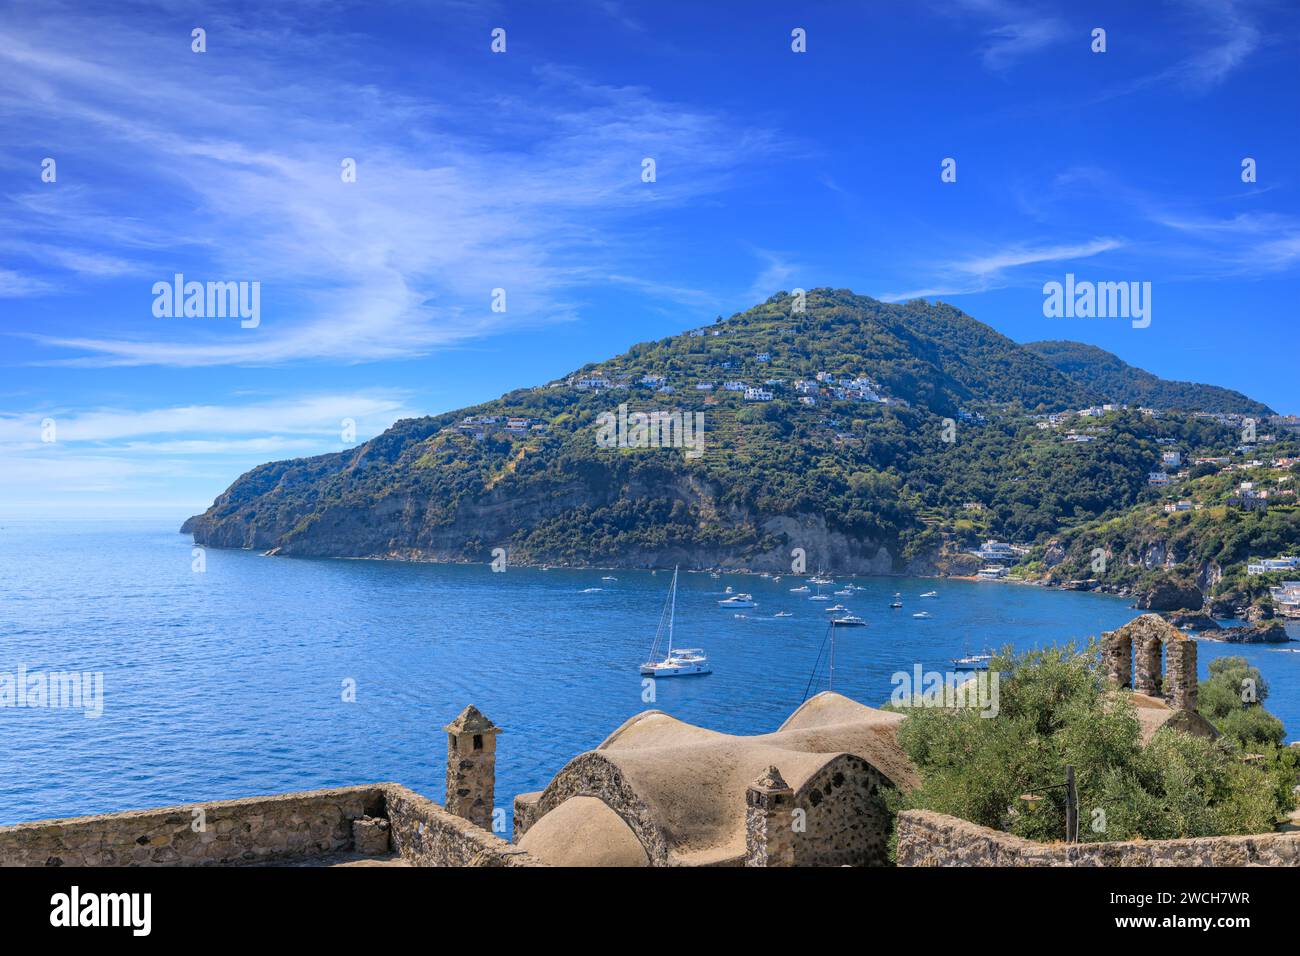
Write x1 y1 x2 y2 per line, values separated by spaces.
891 644 1294 843
1025 340 1275 417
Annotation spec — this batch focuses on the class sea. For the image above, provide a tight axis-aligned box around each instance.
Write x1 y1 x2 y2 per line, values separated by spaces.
1 519 1296 830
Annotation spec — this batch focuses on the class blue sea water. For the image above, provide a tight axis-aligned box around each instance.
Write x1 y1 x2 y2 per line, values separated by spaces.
1 519 1297 829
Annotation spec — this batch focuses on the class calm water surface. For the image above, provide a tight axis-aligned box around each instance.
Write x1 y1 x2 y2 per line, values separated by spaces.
1 519 1296 829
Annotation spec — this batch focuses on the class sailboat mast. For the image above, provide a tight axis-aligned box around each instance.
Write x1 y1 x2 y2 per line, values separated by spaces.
667 566 678 655
829 622 835 691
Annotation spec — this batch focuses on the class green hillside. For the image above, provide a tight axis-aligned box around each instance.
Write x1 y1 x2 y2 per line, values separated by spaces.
1025 340 1274 417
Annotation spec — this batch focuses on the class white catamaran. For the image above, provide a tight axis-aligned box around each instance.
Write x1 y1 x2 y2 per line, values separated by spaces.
640 567 710 677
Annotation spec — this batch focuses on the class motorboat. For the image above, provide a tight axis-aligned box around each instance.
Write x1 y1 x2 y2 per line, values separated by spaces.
789 585 810 593
912 611 931 619
824 604 849 613
920 591 938 598
889 593 903 608
718 593 756 608
831 615 867 627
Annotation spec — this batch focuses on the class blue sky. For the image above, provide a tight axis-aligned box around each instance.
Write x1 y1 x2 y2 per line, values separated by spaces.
2 0 1299 517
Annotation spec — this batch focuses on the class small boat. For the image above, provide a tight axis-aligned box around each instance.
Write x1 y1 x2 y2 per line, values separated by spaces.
831 615 867 627
773 576 782 583
774 611 794 618
810 575 833 585
581 587 603 593
824 604 849 613
641 568 710 677
724 585 734 594
733 613 748 620
890 593 903 608
912 611 931 619
952 653 992 670
718 593 756 608
920 591 938 598
602 575 618 582
834 588 854 596
789 585 810 593
808 594 831 602
709 572 720 579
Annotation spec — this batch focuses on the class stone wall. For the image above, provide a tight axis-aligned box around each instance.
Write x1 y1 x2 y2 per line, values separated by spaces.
384 784 539 866
0 784 542 867
895 810 1300 867
0 785 386 867
792 754 893 867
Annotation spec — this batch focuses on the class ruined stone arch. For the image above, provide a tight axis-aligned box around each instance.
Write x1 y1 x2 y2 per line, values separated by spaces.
1102 615 1198 711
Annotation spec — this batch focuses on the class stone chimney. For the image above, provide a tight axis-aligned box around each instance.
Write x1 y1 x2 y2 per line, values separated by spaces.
444 705 499 830
745 765 796 867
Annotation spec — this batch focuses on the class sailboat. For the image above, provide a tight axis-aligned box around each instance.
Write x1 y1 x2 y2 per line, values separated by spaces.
640 567 710 677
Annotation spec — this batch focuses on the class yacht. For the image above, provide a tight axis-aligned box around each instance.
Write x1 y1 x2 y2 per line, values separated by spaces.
789 585 810 593
809 575 833 586
912 611 931 619
920 590 938 598
640 568 710 677
831 614 867 627
834 588 854 596
952 653 992 670
808 593 831 602
602 575 618 582
889 593 903 608
581 587 603 593
824 603 850 613
718 593 756 608
774 611 794 618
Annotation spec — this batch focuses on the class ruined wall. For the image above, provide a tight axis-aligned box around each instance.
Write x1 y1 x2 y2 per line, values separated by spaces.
0 785 386 867
895 810 1300 867
0 783 542 867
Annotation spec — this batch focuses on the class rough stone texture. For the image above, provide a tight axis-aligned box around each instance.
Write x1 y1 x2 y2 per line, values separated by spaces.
0 783 543 868
1165 638 1197 711
792 754 892 867
383 784 540 867
444 705 499 830
0 785 385 867
745 766 795 867
1102 614 1198 710
512 791 543 841
896 810 1300 867
351 816 390 855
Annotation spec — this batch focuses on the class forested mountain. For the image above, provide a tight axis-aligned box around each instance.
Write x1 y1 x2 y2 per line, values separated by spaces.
181 290 1281 573
1025 340 1274 417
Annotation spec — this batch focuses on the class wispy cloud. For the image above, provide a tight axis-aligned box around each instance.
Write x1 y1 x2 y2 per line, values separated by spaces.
882 237 1123 301
0 390 420 509
0 8 779 367
949 0 1068 70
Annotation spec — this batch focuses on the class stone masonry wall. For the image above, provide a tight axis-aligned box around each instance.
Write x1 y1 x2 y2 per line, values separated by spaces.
0 785 386 867
896 810 1300 867
384 784 540 866
0 783 543 867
